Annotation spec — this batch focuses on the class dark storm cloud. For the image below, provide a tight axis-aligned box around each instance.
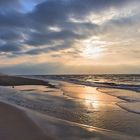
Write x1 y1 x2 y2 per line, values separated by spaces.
0 0 21 11
0 28 24 41
28 0 129 25
0 11 28 28
26 40 73 55
0 0 19 5
26 29 86 46
0 0 19 7
0 43 22 52
0 0 137 55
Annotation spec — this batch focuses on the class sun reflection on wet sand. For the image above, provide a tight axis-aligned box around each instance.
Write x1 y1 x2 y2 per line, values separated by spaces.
61 82 120 111
84 95 100 110
91 101 100 109
13 83 120 112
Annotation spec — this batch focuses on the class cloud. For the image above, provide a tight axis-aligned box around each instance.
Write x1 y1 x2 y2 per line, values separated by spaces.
0 11 27 28
0 43 22 52
0 62 66 74
28 0 130 25
0 0 21 10
0 0 136 56
0 28 24 41
0 0 19 5
0 0 140 74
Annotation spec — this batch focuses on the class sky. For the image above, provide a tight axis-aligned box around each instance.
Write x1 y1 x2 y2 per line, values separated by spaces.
0 0 140 74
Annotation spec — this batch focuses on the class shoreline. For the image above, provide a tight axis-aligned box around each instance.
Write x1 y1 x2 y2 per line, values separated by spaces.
0 75 54 87
97 87 140 115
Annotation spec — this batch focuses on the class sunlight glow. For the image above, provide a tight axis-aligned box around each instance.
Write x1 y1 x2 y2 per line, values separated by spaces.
82 45 103 59
81 37 106 59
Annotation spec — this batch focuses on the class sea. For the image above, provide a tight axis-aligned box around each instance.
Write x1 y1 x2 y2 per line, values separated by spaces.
27 74 140 91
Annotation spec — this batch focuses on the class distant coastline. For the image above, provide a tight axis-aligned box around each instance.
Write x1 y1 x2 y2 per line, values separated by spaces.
0 75 54 87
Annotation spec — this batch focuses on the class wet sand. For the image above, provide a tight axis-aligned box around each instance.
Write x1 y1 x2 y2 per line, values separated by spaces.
0 75 53 140
0 101 52 140
11 81 140 137
60 82 140 136
0 76 140 139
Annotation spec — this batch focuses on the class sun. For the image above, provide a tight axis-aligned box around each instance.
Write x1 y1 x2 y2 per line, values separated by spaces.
80 37 106 59
82 44 103 59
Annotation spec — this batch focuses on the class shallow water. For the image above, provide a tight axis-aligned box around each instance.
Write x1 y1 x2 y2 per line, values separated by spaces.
98 88 140 114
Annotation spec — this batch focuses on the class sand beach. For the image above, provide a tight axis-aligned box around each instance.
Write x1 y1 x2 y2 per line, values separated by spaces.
0 75 140 140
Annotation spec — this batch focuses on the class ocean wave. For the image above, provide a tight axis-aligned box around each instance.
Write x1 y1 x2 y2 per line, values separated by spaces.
61 78 140 92
20 75 140 92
